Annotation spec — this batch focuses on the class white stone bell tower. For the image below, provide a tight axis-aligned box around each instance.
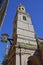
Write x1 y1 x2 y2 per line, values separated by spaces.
13 4 37 65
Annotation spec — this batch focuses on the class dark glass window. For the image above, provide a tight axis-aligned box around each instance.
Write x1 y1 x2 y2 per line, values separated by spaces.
0 0 4 8
23 16 26 20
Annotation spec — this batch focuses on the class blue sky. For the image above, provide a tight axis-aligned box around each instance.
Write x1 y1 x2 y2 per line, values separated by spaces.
0 0 43 63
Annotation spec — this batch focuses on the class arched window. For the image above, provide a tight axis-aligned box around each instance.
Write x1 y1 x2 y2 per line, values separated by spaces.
23 16 26 20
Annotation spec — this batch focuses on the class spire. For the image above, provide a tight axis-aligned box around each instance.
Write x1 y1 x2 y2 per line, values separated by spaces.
19 3 23 6
19 3 25 8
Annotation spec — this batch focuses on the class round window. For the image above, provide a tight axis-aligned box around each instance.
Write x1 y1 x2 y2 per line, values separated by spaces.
22 8 24 10
19 8 20 10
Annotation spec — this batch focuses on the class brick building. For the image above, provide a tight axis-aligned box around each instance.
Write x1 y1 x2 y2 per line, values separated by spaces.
27 38 43 65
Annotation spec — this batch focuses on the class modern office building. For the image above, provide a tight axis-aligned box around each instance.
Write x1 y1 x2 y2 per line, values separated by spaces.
0 0 8 27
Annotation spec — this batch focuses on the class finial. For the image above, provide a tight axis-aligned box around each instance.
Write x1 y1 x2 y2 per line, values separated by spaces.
20 3 22 5
19 3 24 8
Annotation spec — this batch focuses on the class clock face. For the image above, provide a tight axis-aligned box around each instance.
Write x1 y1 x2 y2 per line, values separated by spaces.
0 0 5 9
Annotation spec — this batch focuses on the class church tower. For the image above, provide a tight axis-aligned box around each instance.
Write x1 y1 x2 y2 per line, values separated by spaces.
12 4 37 65
8 4 37 65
